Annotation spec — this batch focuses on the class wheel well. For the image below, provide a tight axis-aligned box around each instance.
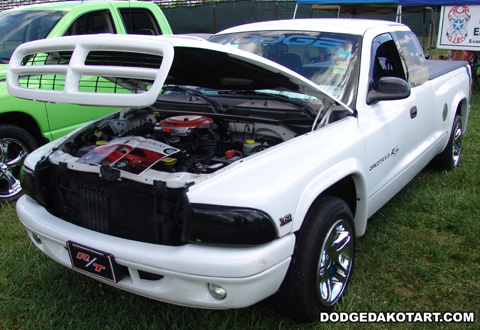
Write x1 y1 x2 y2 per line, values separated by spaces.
456 98 468 134
0 112 48 145
457 98 466 116
322 176 357 216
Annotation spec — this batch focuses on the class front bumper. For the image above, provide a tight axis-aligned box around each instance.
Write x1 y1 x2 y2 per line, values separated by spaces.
16 195 295 309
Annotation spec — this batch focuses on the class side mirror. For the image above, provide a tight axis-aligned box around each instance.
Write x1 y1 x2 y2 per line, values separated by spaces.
367 76 411 105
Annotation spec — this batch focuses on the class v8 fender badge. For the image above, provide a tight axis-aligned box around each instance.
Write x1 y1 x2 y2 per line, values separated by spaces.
279 213 293 226
443 103 448 121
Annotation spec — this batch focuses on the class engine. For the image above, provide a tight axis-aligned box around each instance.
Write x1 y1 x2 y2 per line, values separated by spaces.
68 110 287 174
158 115 217 165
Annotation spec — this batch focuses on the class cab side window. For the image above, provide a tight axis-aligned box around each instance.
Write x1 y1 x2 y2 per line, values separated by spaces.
119 9 162 35
370 33 407 90
64 10 115 35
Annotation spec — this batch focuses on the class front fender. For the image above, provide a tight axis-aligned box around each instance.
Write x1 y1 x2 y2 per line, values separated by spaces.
187 117 366 238
292 159 368 236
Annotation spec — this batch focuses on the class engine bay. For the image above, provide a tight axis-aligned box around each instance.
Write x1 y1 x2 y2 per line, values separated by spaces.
62 107 299 175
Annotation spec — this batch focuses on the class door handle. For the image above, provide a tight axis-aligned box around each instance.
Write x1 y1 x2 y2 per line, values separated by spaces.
410 106 418 119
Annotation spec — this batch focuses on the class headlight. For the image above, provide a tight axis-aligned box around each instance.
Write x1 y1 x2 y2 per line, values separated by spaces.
187 204 277 246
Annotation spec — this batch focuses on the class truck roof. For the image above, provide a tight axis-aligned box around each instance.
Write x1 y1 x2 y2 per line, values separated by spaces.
217 18 405 36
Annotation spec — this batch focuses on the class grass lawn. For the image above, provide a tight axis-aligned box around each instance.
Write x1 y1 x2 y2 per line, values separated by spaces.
0 93 479 329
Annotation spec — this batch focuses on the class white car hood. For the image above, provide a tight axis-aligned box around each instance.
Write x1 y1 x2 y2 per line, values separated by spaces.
7 34 352 112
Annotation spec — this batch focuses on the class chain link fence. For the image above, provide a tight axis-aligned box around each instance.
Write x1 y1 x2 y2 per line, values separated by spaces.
0 0 431 37
1 0 58 11
0 0 269 11
0 0 301 33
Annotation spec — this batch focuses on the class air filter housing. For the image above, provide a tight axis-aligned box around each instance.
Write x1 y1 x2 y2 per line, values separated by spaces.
159 115 214 136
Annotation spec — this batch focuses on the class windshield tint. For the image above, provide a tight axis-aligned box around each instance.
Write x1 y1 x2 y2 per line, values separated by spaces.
0 10 65 63
210 31 361 108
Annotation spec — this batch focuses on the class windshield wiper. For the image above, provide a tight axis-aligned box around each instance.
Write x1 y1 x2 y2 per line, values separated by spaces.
218 90 316 118
161 86 222 113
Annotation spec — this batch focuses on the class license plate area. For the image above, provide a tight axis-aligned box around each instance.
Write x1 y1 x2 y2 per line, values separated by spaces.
67 241 124 283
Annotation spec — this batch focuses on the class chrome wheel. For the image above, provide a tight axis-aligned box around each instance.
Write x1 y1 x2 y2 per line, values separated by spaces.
317 219 354 306
273 196 355 322
0 138 29 199
452 119 462 167
433 115 463 170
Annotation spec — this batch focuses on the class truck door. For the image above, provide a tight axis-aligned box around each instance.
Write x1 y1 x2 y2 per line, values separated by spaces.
358 32 434 215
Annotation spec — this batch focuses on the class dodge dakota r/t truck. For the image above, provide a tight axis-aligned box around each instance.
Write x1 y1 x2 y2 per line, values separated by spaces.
0 1 171 202
9 19 470 322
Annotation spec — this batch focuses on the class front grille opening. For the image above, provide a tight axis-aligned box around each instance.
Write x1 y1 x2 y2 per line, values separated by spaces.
20 51 162 68
18 74 66 91
41 166 186 246
85 51 162 68
78 76 152 93
21 51 72 66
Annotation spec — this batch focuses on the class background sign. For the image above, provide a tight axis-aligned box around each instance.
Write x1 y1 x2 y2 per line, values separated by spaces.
438 5 480 50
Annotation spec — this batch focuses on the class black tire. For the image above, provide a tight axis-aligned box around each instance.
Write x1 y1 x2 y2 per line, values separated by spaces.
273 195 355 323
434 114 462 170
0 124 39 203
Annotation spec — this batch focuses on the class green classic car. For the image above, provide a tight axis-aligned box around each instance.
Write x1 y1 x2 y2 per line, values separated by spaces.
0 1 172 202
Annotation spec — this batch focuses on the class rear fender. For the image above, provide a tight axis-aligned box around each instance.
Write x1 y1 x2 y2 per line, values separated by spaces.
438 91 469 154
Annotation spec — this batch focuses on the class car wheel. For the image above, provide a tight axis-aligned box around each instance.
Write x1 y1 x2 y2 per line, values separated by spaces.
274 195 355 322
434 114 462 170
0 124 38 203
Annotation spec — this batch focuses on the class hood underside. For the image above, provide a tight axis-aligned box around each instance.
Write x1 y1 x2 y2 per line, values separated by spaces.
7 34 345 110
166 47 298 91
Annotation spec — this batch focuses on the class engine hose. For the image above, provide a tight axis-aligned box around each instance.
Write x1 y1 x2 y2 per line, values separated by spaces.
192 127 216 160
122 121 154 137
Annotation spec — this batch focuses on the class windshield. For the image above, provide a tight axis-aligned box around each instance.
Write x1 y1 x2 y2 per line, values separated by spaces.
0 10 65 63
210 31 361 108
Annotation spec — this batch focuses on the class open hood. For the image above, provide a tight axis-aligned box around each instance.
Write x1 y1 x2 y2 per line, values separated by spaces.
7 34 352 113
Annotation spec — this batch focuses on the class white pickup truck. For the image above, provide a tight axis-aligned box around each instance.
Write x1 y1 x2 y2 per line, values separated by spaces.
9 19 470 322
